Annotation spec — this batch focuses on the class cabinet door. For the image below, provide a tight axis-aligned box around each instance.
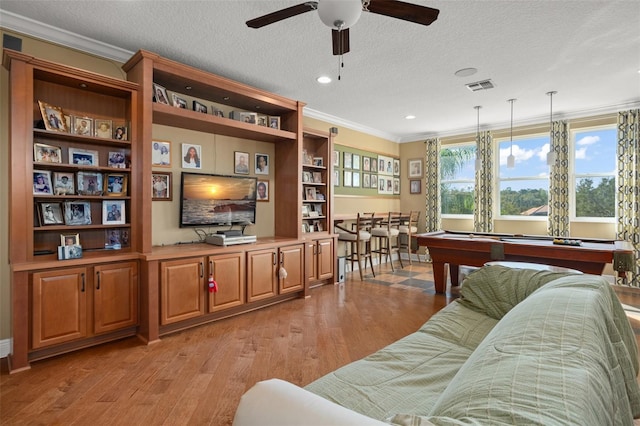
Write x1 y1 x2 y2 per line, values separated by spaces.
32 267 88 349
279 244 304 294
317 238 334 280
208 253 245 313
160 257 206 325
306 241 318 281
94 262 138 334
247 249 277 302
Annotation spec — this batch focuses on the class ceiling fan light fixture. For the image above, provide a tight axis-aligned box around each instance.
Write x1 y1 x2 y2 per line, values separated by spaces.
316 75 332 84
405 114 416 120
318 0 363 29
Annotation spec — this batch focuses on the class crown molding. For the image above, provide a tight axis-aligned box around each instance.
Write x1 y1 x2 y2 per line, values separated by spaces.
303 108 402 143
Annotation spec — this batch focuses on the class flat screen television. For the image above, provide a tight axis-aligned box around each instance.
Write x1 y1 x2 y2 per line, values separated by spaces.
179 172 257 227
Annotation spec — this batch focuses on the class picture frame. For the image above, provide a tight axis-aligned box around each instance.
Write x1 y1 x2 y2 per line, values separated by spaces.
152 171 172 201
333 150 339 167
113 123 128 141
302 171 312 182
181 144 202 169
38 101 68 132
33 170 53 195
393 177 400 194
105 229 122 250
312 172 322 183
152 140 172 167
53 172 75 195
352 154 360 170
60 233 80 246
362 156 370 172
378 155 394 176
344 170 352 187
153 83 170 105
239 112 257 124
352 172 360 188
39 202 64 225
343 152 352 169
193 100 207 114
69 147 99 167
257 179 269 201
34 143 62 164
370 156 378 173
105 173 127 196
172 93 187 109
103 200 125 225
58 244 83 260
108 151 127 168
305 187 316 200
363 173 370 188
255 153 269 175
408 158 423 178
95 119 113 139
302 204 310 217
371 174 378 189
211 107 225 117
393 159 401 176
333 169 339 186
72 116 93 136
234 151 250 174
268 116 280 129
257 115 268 127
76 171 103 195
410 179 422 194
64 201 92 225
313 157 324 167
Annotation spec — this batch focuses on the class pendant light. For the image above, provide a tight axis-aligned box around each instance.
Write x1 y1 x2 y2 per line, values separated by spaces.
546 91 557 166
475 105 482 169
507 99 516 168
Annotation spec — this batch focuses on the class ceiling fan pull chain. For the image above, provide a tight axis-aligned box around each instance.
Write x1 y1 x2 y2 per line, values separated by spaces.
338 54 342 81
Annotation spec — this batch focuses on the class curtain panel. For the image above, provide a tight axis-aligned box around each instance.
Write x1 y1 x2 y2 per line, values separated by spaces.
548 120 570 237
474 130 493 233
424 138 441 233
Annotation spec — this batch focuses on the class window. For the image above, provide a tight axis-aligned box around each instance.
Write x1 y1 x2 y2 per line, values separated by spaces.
440 144 476 215
572 126 616 219
497 134 550 216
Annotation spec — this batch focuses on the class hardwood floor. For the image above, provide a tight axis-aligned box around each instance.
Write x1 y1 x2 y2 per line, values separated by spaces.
2 261 639 426
0 262 452 426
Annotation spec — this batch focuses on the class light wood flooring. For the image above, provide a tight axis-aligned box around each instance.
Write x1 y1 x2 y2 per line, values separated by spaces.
1 260 639 425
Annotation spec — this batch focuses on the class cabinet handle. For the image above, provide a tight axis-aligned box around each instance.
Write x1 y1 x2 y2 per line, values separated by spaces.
209 260 213 276
318 244 322 254
272 252 276 265
200 262 204 278
280 252 284 265
81 273 85 292
96 271 101 290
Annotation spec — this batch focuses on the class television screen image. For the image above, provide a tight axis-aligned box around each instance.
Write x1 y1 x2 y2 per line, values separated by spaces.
180 172 257 227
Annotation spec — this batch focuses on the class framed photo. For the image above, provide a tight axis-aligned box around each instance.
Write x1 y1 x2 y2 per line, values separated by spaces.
239 112 257 124
305 187 316 200
72 116 93 136
53 172 75 195
152 140 172 167
34 143 62 163
257 115 268 127
152 171 172 201
362 156 370 172
193 100 207 114
370 156 378 173
393 159 400 176
58 244 83 260
255 153 269 175
333 150 339 167
76 171 103 195
312 172 322 183
393 177 400 194
343 170 352 187
39 202 64 225
302 171 312 182
352 172 360 188
38 101 68 132
108 151 127 168
105 173 127 196
378 155 394 176
257 180 269 201
60 233 80 246
105 229 122 250
211 107 225 117
103 200 125 225
234 151 250 174
302 204 310 217
363 173 370 188
333 169 339 186
113 123 128 141
153 83 170 104
182 144 202 169
343 152 352 169
172 93 187 109
313 157 324 167
352 154 360 170
408 158 423 178
371 174 378 189
33 170 53 195
410 179 422 194
95 119 113 139
64 201 92 225
69 147 99 166
268 116 280 129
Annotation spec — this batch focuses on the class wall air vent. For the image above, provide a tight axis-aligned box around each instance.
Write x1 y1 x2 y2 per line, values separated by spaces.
466 79 495 92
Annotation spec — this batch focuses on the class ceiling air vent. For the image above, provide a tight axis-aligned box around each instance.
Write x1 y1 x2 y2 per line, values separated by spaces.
466 79 495 92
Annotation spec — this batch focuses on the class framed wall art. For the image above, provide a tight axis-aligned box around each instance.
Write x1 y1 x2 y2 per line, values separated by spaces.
182 144 202 169
257 180 269 201
152 140 172 167
408 158 423 178
234 151 250 174
410 179 422 194
152 172 172 201
255 153 269 175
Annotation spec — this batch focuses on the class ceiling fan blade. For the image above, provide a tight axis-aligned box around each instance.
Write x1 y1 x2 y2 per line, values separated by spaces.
332 29 350 55
366 0 440 26
246 2 318 28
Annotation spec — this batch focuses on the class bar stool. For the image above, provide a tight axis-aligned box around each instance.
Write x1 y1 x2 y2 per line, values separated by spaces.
336 213 375 281
398 211 420 264
371 212 403 271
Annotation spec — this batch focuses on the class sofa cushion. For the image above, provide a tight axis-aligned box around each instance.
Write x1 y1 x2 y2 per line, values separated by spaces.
457 265 572 320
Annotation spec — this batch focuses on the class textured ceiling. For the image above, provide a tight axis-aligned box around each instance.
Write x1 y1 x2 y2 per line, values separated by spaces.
1 0 639 142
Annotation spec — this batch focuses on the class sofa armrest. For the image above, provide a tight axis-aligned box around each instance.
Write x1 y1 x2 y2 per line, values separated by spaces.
233 379 388 426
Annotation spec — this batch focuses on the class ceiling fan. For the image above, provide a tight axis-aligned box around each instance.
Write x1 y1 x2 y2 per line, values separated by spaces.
246 0 440 56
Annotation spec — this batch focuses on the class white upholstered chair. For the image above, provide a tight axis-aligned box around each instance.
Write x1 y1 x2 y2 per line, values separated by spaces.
336 213 375 281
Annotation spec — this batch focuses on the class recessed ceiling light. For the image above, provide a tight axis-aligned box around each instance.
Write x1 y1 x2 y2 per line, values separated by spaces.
454 67 478 77
405 115 416 120
317 76 332 84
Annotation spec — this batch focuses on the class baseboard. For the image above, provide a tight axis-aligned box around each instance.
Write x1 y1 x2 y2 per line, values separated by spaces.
0 338 11 358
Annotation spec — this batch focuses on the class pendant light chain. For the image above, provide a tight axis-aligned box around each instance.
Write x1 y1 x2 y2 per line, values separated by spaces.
547 91 558 165
507 99 516 168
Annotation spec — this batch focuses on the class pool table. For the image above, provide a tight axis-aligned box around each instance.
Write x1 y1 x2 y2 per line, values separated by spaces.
416 230 635 294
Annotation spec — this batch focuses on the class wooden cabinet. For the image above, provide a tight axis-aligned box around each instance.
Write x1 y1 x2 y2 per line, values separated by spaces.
279 243 304 294
160 257 206 325
208 252 245 313
31 261 138 350
307 238 334 285
247 248 278 302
